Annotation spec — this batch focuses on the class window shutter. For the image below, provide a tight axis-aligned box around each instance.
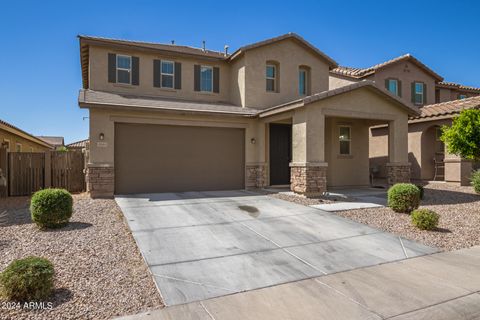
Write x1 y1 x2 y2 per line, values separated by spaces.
411 82 415 103
385 79 389 90
213 67 220 93
108 53 116 83
194 65 200 91
153 60 161 87
131 56 140 85
398 80 402 97
174 62 182 89
423 83 427 104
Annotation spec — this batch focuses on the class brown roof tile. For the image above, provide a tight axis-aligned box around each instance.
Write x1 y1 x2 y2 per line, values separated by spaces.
412 95 480 120
36 136 65 146
330 54 443 81
437 81 480 92
66 139 89 148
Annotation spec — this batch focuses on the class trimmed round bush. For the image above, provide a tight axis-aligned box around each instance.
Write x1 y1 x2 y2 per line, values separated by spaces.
471 170 480 194
387 183 421 213
0 257 54 301
411 209 440 230
30 188 73 228
415 185 425 200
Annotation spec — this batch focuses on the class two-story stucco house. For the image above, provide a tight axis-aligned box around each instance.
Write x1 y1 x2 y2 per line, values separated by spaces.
78 33 419 198
330 54 480 185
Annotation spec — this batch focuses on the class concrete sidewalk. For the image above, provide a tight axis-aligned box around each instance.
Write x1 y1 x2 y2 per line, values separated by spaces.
118 246 480 320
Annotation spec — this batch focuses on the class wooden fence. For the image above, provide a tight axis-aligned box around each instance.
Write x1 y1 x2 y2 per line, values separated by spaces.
0 148 85 197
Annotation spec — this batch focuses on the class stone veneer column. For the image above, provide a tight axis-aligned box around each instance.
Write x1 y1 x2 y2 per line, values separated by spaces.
290 163 328 197
246 163 267 188
386 163 411 185
86 164 114 198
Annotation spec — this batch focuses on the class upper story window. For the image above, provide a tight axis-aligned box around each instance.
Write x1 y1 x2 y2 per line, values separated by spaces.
16 143 22 152
116 55 132 84
200 66 213 92
161 61 174 88
458 94 467 99
385 79 401 96
2 139 10 151
299 66 310 96
412 82 426 105
339 126 351 155
266 64 277 92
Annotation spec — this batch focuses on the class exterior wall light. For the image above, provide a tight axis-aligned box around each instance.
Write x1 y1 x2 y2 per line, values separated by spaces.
99 133 105 141
250 138 256 144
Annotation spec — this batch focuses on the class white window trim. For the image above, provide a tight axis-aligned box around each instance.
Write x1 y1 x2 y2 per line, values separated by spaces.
160 60 175 89
299 68 308 95
2 139 10 151
16 143 22 152
388 79 399 96
266 64 276 92
414 82 424 105
200 65 213 92
116 54 132 85
339 125 351 155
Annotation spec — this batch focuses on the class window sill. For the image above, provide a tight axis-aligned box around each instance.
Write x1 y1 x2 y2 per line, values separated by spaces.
337 154 354 159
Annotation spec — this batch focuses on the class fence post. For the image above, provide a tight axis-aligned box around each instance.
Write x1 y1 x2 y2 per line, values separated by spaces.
44 151 51 189
0 148 7 197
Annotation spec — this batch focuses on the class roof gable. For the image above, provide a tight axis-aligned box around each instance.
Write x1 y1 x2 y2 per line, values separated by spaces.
331 54 443 81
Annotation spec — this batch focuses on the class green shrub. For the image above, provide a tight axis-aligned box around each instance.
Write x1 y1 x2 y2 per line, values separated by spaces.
30 188 73 228
471 170 480 194
0 257 54 301
415 185 425 199
387 183 421 213
411 209 440 230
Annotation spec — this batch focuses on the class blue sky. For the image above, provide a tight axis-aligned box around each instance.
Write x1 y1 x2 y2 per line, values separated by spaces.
1 0 479 143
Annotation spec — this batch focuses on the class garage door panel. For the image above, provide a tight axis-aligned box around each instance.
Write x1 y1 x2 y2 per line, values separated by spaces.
115 123 245 194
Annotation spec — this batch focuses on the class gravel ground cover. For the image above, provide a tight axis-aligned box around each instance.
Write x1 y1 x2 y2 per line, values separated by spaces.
0 194 162 320
335 183 480 251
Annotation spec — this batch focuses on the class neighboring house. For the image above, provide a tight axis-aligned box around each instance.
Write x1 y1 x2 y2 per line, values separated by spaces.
78 33 418 198
0 118 53 152
330 54 480 185
36 136 65 150
66 138 89 151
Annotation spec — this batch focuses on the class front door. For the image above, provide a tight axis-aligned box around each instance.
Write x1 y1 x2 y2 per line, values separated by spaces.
269 124 292 185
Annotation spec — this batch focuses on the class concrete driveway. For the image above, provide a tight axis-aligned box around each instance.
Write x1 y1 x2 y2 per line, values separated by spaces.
115 190 436 306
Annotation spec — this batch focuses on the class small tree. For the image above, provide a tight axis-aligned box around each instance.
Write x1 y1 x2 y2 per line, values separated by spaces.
441 109 480 160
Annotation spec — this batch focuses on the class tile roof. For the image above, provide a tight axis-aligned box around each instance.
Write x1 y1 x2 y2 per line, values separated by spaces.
66 139 88 149
437 81 480 92
411 95 480 120
36 136 65 146
227 33 338 68
78 90 258 116
330 54 443 81
259 80 420 117
0 119 53 148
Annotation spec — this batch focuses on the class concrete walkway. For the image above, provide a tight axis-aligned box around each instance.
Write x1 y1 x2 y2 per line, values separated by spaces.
313 187 388 212
118 246 480 320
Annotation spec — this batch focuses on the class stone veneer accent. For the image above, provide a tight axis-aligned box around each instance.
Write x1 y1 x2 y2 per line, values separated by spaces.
246 164 267 188
290 163 327 197
86 165 114 198
386 163 411 185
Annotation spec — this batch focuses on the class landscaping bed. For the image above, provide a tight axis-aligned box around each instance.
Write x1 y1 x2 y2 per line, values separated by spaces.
336 182 480 251
0 194 162 320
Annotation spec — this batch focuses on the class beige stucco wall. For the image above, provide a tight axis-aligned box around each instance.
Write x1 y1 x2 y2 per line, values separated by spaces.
373 61 437 107
436 87 480 103
89 45 232 104
0 128 51 152
243 39 330 109
328 74 359 90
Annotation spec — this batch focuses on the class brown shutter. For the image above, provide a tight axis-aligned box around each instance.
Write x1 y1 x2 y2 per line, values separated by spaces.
423 83 427 104
174 62 182 89
194 65 200 91
108 53 116 83
213 67 220 93
411 82 416 103
153 60 161 87
385 79 389 90
398 80 402 97
132 56 139 85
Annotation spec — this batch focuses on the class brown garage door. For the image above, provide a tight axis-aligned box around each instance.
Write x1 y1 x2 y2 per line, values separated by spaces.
114 123 245 194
